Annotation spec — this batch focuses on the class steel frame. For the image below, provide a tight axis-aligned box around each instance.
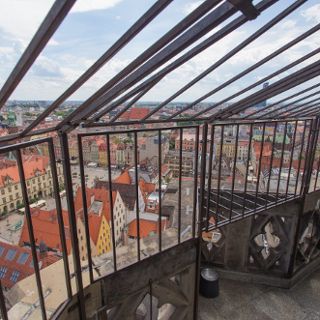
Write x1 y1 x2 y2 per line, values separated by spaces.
1 1 320 319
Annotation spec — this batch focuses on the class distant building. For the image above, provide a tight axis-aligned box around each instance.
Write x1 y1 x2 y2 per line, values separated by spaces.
0 155 64 215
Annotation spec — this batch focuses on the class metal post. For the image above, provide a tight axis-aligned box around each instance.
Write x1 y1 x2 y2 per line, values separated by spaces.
77 136 94 283
59 132 86 319
285 121 298 199
134 132 141 261
106 134 117 271
205 126 214 230
194 122 208 320
192 126 200 238
178 128 183 243
229 124 239 220
254 123 266 210
243 124 253 215
15 149 47 320
158 130 162 251
265 122 277 207
48 139 72 298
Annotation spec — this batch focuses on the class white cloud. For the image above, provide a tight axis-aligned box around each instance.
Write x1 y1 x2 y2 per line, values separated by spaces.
71 0 123 13
301 4 320 23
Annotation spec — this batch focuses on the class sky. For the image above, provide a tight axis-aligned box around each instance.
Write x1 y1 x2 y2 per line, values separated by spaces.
0 0 320 105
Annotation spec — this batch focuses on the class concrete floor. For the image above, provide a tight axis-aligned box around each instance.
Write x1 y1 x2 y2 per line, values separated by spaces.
199 268 320 320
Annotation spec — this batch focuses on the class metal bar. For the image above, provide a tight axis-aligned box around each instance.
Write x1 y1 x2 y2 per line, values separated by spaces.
0 281 8 320
302 106 320 117
242 124 253 216
21 0 173 136
303 118 320 194
291 103 320 118
313 128 320 191
158 130 162 251
193 122 208 320
47 139 72 298
178 128 183 243
110 81 160 123
300 120 314 195
254 123 266 210
165 1 310 121
245 82 320 119
275 122 288 200
192 126 200 238
285 121 298 199
294 121 307 196
215 125 224 225
0 0 76 110
262 91 320 119
310 118 320 192
106 134 117 272
214 60 320 120
83 0 240 124
205 126 215 230
15 149 47 320
143 0 296 121
0 137 51 153
199 123 209 230
265 122 277 207
78 124 199 137
77 135 94 283
279 103 320 119
187 25 320 120
134 132 141 260
224 190 256 207
59 0 224 128
229 124 239 221
59 132 86 319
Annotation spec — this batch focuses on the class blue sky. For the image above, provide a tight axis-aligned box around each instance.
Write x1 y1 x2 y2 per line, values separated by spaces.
0 0 319 105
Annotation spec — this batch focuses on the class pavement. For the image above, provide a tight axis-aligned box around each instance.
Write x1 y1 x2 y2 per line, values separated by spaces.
199 268 320 320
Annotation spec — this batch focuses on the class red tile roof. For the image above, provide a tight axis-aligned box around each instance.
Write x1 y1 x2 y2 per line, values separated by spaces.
0 241 59 289
19 208 72 254
114 170 132 184
119 107 150 121
128 219 158 238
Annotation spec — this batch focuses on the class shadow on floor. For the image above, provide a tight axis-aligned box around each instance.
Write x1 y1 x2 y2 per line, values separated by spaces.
199 268 320 320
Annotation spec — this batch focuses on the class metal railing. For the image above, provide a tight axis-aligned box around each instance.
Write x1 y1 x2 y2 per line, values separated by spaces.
0 117 320 319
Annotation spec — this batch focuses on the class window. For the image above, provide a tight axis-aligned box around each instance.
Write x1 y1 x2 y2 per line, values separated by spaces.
0 266 7 279
15 185 18 190
8 187 12 192
0 246 4 257
10 270 20 283
1 190 4 195
17 252 29 264
5 249 17 261
16 193 19 198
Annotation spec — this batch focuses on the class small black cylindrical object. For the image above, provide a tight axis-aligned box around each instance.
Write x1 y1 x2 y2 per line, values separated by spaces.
200 267 219 298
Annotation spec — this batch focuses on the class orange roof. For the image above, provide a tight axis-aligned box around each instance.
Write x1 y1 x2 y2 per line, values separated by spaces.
120 107 150 121
128 219 158 238
114 170 132 184
139 178 156 195
19 208 72 254
0 155 49 187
